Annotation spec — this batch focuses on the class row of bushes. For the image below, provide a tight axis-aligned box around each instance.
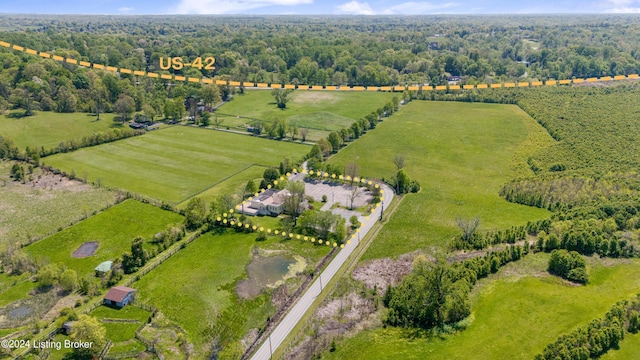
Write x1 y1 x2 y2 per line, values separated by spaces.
535 294 640 359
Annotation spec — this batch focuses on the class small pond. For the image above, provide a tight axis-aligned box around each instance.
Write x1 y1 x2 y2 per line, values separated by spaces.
236 254 297 299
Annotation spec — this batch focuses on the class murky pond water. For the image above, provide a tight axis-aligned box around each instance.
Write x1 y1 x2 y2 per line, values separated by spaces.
236 254 296 299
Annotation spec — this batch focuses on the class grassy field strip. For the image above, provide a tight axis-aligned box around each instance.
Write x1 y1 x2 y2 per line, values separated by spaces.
328 101 552 259
176 162 257 205
24 199 183 277
273 194 404 360
1 40 636 90
45 126 310 203
0 112 120 150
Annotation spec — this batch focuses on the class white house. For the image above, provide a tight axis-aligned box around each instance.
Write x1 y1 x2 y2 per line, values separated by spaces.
242 189 290 216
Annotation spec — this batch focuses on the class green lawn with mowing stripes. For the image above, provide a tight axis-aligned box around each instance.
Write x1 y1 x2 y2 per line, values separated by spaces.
45 126 309 203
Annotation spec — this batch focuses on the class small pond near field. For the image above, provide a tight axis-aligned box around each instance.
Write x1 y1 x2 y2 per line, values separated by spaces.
236 254 298 299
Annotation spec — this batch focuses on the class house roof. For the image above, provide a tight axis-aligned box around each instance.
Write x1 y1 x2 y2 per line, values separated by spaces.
95 261 113 272
104 286 136 303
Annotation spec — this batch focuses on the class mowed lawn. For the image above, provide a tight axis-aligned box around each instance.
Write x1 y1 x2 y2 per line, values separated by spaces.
0 111 119 150
45 126 310 203
178 165 267 209
133 230 330 359
216 90 395 141
325 255 640 360
24 199 183 276
328 101 551 259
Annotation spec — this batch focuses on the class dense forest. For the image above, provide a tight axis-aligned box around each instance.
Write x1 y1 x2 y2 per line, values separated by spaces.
2 15 640 119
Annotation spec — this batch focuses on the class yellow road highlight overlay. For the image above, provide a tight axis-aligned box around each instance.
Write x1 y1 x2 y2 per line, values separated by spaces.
2 39 639 92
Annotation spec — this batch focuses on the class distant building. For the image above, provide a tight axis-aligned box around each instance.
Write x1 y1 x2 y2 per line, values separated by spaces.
428 42 439 50
94 261 113 277
241 189 290 216
62 321 74 335
447 76 463 84
104 286 136 308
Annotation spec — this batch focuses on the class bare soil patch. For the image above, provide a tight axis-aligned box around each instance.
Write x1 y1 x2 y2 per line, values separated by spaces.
290 91 339 105
72 241 99 258
351 252 417 294
26 173 92 192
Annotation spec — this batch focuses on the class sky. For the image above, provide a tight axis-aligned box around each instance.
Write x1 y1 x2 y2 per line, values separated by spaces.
1 0 640 15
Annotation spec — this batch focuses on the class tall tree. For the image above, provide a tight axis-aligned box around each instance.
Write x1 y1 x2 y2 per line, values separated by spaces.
393 154 406 171
114 94 135 122
90 78 108 120
283 180 306 225
272 89 292 109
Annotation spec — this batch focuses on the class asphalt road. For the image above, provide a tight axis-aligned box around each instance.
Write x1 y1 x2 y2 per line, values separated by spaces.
250 179 394 360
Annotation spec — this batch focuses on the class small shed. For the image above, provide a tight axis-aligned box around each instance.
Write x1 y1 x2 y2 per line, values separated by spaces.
62 321 74 335
94 261 113 276
104 286 136 308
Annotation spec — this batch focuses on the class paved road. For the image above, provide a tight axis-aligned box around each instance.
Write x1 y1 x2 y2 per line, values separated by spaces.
250 178 394 360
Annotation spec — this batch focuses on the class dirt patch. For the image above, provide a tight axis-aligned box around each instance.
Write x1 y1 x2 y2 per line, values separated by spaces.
42 293 83 323
290 91 339 105
72 241 99 258
285 291 380 360
240 328 259 352
26 173 92 192
351 252 417 294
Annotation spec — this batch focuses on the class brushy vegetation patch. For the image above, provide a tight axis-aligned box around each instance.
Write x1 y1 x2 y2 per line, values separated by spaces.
328 101 551 259
44 126 309 203
324 255 640 360
0 161 117 248
24 199 183 277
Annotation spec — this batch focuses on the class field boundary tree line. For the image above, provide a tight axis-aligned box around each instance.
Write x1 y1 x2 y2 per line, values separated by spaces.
2 39 638 92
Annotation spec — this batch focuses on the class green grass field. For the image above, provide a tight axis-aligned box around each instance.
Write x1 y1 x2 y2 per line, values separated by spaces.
177 165 267 209
24 199 183 277
215 90 395 141
44 126 309 203
325 255 640 359
0 111 119 150
328 101 551 259
0 273 37 307
0 161 117 248
90 305 150 345
132 230 330 359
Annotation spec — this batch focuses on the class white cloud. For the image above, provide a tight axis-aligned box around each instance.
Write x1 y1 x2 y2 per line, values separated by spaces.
175 0 312 14
605 0 640 12
382 2 459 14
335 1 458 15
335 1 375 15
607 6 640 12
118 7 134 12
